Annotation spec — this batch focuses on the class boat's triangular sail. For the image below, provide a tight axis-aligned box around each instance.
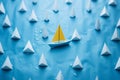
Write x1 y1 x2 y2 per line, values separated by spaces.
115 57 120 70
52 25 66 42
0 2 5 14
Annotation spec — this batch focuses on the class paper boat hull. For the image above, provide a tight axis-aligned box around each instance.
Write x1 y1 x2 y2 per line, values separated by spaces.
48 40 71 48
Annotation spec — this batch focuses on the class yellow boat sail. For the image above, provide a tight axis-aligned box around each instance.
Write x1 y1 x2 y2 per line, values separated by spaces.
52 25 66 42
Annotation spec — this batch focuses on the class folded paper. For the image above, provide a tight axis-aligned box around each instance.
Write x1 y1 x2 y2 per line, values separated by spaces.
1 56 13 70
101 43 111 56
42 28 49 39
29 10 38 23
0 42 4 54
48 25 71 48
56 70 64 80
95 19 101 31
72 29 81 41
23 40 34 53
111 28 120 41
18 0 27 12
116 19 120 28
11 27 21 40
72 56 83 69
53 0 59 13
95 76 99 80
115 57 120 71
44 13 49 22
70 8 76 19
108 0 116 6
28 78 32 80
86 0 92 13
3 15 11 27
39 54 48 67
100 6 109 17
0 2 5 14
12 77 16 80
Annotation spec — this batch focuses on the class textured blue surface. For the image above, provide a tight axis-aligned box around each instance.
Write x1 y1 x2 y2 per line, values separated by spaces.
0 0 120 80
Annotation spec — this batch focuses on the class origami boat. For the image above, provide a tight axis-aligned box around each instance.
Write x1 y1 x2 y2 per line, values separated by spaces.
48 25 71 48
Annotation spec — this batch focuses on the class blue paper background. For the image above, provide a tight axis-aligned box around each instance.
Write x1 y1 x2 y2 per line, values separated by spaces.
0 0 120 80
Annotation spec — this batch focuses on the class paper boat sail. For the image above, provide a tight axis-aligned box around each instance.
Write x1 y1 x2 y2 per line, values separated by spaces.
115 57 120 70
116 19 120 28
95 19 101 31
72 29 81 41
44 12 49 22
12 77 16 80
52 25 65 42
11 27 21 40
0 2 5 14
101 43 111 56
1 56 13 71
39 54 48 67
3 15 11 28
56 70 64 80
29 10 38 23
86 0 92 13
72 56 83 69
23 40 34 53
70 8 76 19
111 28 120 41
53 0 59 13
95 76 99 80
0 42 4 54
42 28 49 39
100 6 109 17
108 0 116 6
48 25 70 48
18 0 27 12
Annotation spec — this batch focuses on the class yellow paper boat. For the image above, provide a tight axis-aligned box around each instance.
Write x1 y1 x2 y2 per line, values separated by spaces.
48 25 71 48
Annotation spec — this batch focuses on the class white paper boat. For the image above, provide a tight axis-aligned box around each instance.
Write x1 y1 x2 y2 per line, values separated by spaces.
0 2 5 14
29 10 38 23
44 12 49 22
11 27 21 40
23 40 34 53
100 6 109 17
111 28 120 41
42 28 49 39
3 15 11 27
70 8 76 18
18 0 27 12
95 76 99 80
39 54 48 67
56 70 64 80
108 0 116 6
86 0 92 13
115 57 120 71
1 56 13 70
101 43 111 56
95 19 101 31
72 29 81 41
0 42 4 54
12 77 16 80
53 0 59 13
72 56 83 69
116 19 120 28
